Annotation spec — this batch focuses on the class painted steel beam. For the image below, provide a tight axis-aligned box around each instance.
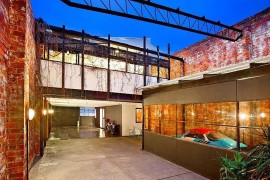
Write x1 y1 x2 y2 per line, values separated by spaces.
61 0 243 41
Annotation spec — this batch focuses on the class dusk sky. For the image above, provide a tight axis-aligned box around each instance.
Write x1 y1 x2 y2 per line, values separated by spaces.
31 0 270 53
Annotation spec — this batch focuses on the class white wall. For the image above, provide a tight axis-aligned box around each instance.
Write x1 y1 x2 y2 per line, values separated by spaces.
65 63 81 89
41 60 160 95
105 105 123 135
85 67 107 92
41 60 62 88
121 104 143 136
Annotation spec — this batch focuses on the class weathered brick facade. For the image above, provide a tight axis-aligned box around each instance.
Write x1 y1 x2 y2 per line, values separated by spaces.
172 8 270 77
0 0 40 179
0 0 9 178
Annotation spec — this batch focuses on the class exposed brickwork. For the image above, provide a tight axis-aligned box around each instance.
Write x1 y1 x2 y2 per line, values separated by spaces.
0 0 9 178
173 8 270 77
0 0 40 179
25 0 40 169
7 0 28 178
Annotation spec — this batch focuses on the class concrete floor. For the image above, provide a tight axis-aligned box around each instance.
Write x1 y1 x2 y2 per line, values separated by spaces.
30 127 207 180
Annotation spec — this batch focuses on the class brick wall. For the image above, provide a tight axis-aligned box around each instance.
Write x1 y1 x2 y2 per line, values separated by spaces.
0 0 40 179
0 0 9 178
25 0 40 170
7 0 28 178
173 8 270 77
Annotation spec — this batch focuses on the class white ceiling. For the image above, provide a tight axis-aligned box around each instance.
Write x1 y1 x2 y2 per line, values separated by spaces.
47 97 141 108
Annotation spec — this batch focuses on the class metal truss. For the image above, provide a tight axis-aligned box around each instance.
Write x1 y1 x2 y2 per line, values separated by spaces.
61 0 243 41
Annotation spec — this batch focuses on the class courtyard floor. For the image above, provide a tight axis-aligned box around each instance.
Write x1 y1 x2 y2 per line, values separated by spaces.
30 127 207 180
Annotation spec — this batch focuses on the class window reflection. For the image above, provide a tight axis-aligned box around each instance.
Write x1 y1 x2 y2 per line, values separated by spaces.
144 100 270 149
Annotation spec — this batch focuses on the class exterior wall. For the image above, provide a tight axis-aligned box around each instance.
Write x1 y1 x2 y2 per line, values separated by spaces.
7 0 28 178
26 0 40 172
144 75 270 106
172 8 270 77
122 104 142 136
0 0 40 179
0 0 9 178
41 60 156 95
144 131 236 180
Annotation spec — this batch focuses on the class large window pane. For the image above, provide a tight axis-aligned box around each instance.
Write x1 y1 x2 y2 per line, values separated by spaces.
160 105 176 136
239 100 270 148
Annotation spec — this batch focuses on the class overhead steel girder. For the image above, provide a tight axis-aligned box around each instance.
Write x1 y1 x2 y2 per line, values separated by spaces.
61 0 243 41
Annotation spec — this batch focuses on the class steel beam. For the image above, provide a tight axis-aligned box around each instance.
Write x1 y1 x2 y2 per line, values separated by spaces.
47 25 184 62
61 0 242 41
62 25 66 92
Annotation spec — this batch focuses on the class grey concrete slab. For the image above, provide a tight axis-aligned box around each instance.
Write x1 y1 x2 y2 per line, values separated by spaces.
30 127 207 180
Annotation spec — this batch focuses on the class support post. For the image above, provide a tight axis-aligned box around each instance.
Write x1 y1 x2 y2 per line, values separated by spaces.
143 36 147 86
142 100 145 150
81 30 85 96
168 43 171 80
236 80 241 151
62 25 65 93
157 46 160 83
182 104 186 134
125 47 128 72
107 35 111 99
175 104 178 137
47 45 50 60
182 60 185 77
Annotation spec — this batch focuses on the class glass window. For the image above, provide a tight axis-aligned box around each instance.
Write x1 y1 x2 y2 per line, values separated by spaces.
80 107 96 117
239 100 270 148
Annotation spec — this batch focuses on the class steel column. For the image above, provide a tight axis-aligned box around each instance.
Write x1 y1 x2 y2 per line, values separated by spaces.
62 25 66 92
107 35 111 99
182 104 186 134
143 36 147 86
81 30 85 95
157 46 160 83
168 43 171 80
236 80 241 151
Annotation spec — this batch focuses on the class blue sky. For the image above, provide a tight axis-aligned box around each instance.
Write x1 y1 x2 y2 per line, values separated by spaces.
31 0 269 53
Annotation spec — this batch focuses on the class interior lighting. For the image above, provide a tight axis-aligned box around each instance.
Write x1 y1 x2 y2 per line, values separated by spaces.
42 109 47 115
28 109 35 121
239 113 247 120
48 109 54 114
191 112 195 116
260 113 266 118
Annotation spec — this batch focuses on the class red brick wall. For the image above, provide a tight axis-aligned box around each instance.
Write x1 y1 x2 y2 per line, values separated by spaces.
25 0 40 169
0 0 40 179
7 0 28 178
173 8 270 77
0 0 9 178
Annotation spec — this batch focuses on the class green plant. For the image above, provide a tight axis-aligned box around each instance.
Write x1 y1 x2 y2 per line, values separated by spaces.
220 127 270 180
220 152 248 180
